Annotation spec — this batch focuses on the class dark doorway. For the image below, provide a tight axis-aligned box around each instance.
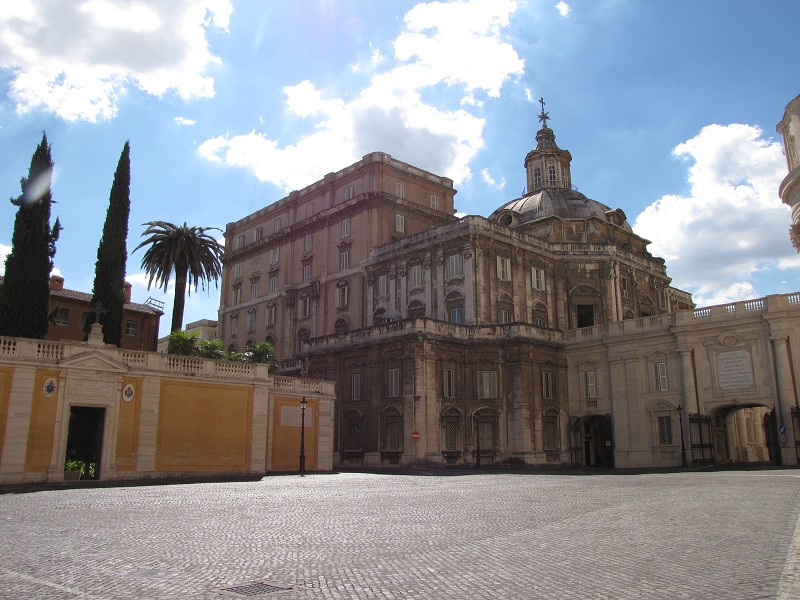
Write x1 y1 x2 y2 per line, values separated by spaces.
764 409 782 466
65 406 105 480
576 304 594 328
582 414 614 467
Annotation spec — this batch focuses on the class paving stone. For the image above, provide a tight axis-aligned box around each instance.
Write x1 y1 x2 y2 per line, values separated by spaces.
0 470 798 599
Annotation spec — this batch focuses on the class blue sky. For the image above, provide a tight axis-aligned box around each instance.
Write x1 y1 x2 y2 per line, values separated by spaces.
1 0 799 338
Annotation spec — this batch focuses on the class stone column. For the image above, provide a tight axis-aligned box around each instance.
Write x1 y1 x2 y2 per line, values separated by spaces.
772 336 798 465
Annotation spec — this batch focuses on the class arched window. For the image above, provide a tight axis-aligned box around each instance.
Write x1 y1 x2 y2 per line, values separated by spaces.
407 300 425 319
228 343 237 353
381 407 403 463
264 335 275 345
445 291 465 324
497 292 513 324
343 410 363 452
533 302 549 328
548 165 557 186
373 307 386 326
534 167 542 189
442 407 462 453
335 317 349 335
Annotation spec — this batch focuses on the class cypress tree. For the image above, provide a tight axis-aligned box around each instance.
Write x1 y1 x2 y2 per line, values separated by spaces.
0 133 61 339
87 141 131 346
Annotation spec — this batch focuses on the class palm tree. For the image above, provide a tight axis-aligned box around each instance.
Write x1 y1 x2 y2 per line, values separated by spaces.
133 221 224 333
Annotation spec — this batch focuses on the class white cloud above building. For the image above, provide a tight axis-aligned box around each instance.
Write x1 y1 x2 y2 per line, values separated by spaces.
634 123 793 305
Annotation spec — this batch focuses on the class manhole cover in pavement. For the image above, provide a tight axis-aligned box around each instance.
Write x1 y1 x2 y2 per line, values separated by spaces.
218 581 293 596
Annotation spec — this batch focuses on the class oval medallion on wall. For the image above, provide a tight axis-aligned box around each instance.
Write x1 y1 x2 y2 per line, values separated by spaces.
43 377 57 398
122 383 135 403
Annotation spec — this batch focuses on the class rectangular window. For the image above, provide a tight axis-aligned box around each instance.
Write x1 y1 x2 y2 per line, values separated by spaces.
385 421 402 451
584 371 597 399
410 264 422 288
230 317 238 335
344 185 354 201
269 276 278 293
654 362 668 391
443 368 455 398
253 227 262 242
396 182 406 199
542 371 554 399
266 304 276 326
299 295 310 317
125 320 137 336
622 278 630 299
444 420 458 450
450 307 464 324
234 262 242 278
658 289 666 309
303 234 312 252
657 415 673 445
337 285 349 308
232 287 241 305
532 267 545 290
303 264 311 283
54 307 70 325
395 214 405 233
269 247 279 264
499 309 510 324
273 218 281 234
477 371 497 399
377 274 388 295
251 281 258 299
236 234 245 249
448 254 463 279
351 373 361 402
341 218 351 238
252 255 259 272
340 249 350 271
306 203 313 219
389 367 401 397
534 317 545 327
497 256 511 281
247 311 255 332
430 194 438 210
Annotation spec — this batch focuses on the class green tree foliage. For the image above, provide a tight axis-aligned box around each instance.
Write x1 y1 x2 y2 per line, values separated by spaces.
87 141 131 346
244 340 279 373
0 133 61 339
196 338 225 360
166 329 197 356
133 221 224 333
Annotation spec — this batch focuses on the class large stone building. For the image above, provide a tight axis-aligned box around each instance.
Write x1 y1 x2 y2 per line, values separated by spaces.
778 94 800 251
220 106 800 470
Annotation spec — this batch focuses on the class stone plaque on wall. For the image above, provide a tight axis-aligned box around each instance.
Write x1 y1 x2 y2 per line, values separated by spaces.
717 349 755 390
67 378 115 398
280 405 314 428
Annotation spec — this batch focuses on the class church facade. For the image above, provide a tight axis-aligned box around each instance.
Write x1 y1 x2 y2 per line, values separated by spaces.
220 106 800 470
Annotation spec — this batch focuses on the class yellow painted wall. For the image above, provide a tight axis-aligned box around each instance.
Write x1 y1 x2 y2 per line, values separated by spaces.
0 366 12 460
115 376 141 471
155 380 252 472
24 369 60 473
271 396 318 471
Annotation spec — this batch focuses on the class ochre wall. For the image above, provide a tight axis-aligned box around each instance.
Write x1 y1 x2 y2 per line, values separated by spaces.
0 366 12 460
115 376 141 471
24 369 60 473
155 380 252 472
271 396 318 471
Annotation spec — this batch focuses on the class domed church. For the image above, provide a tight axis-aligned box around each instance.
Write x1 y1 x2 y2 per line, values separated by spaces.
220 102 800 470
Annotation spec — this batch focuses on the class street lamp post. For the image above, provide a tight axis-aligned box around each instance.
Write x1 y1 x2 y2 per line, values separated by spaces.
677 404 687 468
299 396 308 476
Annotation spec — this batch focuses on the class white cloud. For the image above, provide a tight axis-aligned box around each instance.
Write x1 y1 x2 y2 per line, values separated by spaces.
633 123 794 303
555 2 571 17
174 116 197 126
198 0 524 189
481 168 506 189
0 0 232 122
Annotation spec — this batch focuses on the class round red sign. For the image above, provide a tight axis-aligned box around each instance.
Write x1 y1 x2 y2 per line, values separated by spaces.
412 431 420 440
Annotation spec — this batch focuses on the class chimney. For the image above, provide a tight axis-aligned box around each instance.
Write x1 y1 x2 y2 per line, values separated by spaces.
123 281 132 304
50 275 64 291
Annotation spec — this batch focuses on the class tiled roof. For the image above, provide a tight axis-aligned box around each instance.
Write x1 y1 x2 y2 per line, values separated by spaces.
51 289 163 316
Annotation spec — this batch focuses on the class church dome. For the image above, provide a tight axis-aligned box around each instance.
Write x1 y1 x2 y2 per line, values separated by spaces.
490 188 633 232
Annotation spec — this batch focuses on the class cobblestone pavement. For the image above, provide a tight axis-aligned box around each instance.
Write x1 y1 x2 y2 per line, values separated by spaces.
1 469 799 599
